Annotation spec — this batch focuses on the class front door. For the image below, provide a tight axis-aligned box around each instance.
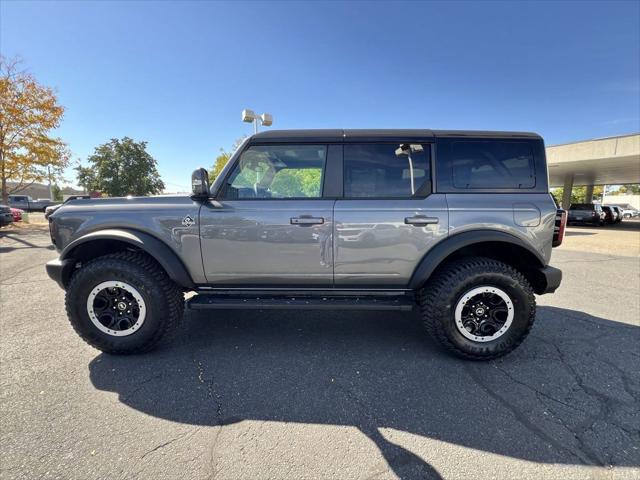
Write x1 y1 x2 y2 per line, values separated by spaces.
333 142 448 286
199 144 333 286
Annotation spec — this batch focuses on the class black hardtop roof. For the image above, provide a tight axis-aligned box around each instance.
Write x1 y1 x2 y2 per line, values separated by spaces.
250 129 542 143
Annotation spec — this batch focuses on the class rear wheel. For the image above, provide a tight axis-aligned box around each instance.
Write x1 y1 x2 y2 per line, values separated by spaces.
65 252 184 354
418 257 536 360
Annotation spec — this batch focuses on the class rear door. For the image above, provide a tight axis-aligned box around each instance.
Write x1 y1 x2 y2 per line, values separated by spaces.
333 142 448 286
199 143 336 286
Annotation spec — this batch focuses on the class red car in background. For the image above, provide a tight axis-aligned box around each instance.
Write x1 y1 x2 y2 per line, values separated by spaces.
10 207 23 222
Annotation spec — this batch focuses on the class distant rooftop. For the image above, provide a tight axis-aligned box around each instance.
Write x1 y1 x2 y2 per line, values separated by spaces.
548 132 640 148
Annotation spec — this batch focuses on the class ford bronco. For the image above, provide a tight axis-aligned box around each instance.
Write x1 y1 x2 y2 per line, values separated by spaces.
46 129 565 359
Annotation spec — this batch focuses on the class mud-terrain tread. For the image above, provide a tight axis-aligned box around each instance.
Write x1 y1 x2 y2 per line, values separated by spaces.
65 251 184 354
417 256 536 361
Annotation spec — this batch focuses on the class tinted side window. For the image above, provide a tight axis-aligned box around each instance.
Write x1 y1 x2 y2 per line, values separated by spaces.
343 143 430 198
450 141 535 189
222 145 326 199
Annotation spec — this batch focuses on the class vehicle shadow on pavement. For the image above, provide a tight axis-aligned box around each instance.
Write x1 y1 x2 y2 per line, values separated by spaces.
565 230 596 237
0 230 56 253
88 306 640 479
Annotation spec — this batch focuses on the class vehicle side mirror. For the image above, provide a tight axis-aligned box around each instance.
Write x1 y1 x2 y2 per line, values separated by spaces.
191 168 210 198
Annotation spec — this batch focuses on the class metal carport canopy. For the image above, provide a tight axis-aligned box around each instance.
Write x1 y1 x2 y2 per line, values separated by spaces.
547 133 640 187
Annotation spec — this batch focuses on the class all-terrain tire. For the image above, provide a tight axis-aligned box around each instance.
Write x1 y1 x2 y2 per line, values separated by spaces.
417 256 536 360
65 252 184 354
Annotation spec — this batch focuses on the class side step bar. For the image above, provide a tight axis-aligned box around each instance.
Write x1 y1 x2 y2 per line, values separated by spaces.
187 294 416 311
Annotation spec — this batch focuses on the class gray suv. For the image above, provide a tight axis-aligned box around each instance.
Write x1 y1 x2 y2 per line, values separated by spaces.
46 129 564 360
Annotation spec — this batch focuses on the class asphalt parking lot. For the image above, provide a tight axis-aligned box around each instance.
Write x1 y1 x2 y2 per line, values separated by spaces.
1 221 639 480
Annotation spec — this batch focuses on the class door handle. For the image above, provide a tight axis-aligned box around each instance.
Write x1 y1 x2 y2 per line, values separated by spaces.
291 216 324 226
405 215 439 226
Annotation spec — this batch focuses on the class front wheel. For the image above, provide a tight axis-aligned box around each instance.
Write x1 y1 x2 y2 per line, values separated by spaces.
418 257 536 360
65 252 184 354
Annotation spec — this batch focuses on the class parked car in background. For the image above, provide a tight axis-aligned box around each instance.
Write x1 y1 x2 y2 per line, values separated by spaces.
10 208 23 222
607 205 623 223
44 195 91 219
568 203 605 226
8 195 57 212
611 204 639 218
601 206 617 224
0 205 14 227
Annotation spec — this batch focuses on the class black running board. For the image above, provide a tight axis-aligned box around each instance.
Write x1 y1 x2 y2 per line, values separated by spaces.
187 294 415 311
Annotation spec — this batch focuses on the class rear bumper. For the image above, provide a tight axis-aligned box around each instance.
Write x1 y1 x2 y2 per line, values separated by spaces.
537 265 562 294
568 217 599 225
45 258 76 289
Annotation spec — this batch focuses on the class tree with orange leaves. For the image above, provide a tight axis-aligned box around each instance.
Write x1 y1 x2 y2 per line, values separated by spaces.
0 56 70 203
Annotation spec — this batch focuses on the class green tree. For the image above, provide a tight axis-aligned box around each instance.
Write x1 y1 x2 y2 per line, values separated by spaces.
271 169 322 197
615 184 640 195
552 185 603 205
209 137 247 182
76 137 165 197
51 184 63 201
75 163 96 192
209 150 231 182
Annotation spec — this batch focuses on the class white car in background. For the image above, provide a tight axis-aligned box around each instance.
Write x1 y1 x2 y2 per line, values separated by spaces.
612 204 639 218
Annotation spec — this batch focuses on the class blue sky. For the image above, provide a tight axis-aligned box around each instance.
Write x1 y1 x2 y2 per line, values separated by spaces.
2 0 639 191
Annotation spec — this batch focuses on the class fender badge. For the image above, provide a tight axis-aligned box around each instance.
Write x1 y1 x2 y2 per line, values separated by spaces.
182 215 195 227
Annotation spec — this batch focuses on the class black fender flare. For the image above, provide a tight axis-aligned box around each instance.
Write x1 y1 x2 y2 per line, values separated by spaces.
408 230 546 289
61 228 195 289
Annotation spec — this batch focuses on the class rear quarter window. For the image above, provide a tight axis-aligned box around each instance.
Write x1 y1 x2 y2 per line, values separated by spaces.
436 138 544 192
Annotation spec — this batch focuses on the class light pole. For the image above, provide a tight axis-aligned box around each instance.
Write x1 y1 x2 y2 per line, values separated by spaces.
47 165 54 200
242 109 273 134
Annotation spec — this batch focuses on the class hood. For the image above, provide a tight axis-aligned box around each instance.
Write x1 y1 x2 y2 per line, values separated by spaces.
50 195 197 217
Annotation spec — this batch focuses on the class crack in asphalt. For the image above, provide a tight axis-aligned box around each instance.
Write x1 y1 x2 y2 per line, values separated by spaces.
140 432 189 459
464 363 595 465
119 373 164 402
192 357 226 480
140 428 201 460
530 334 639 466
332 379 443 480
0 263 48 282
553 256 630 264
493 364 588 414
0 279 47 286
595 356 640 403
194 359 223 420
